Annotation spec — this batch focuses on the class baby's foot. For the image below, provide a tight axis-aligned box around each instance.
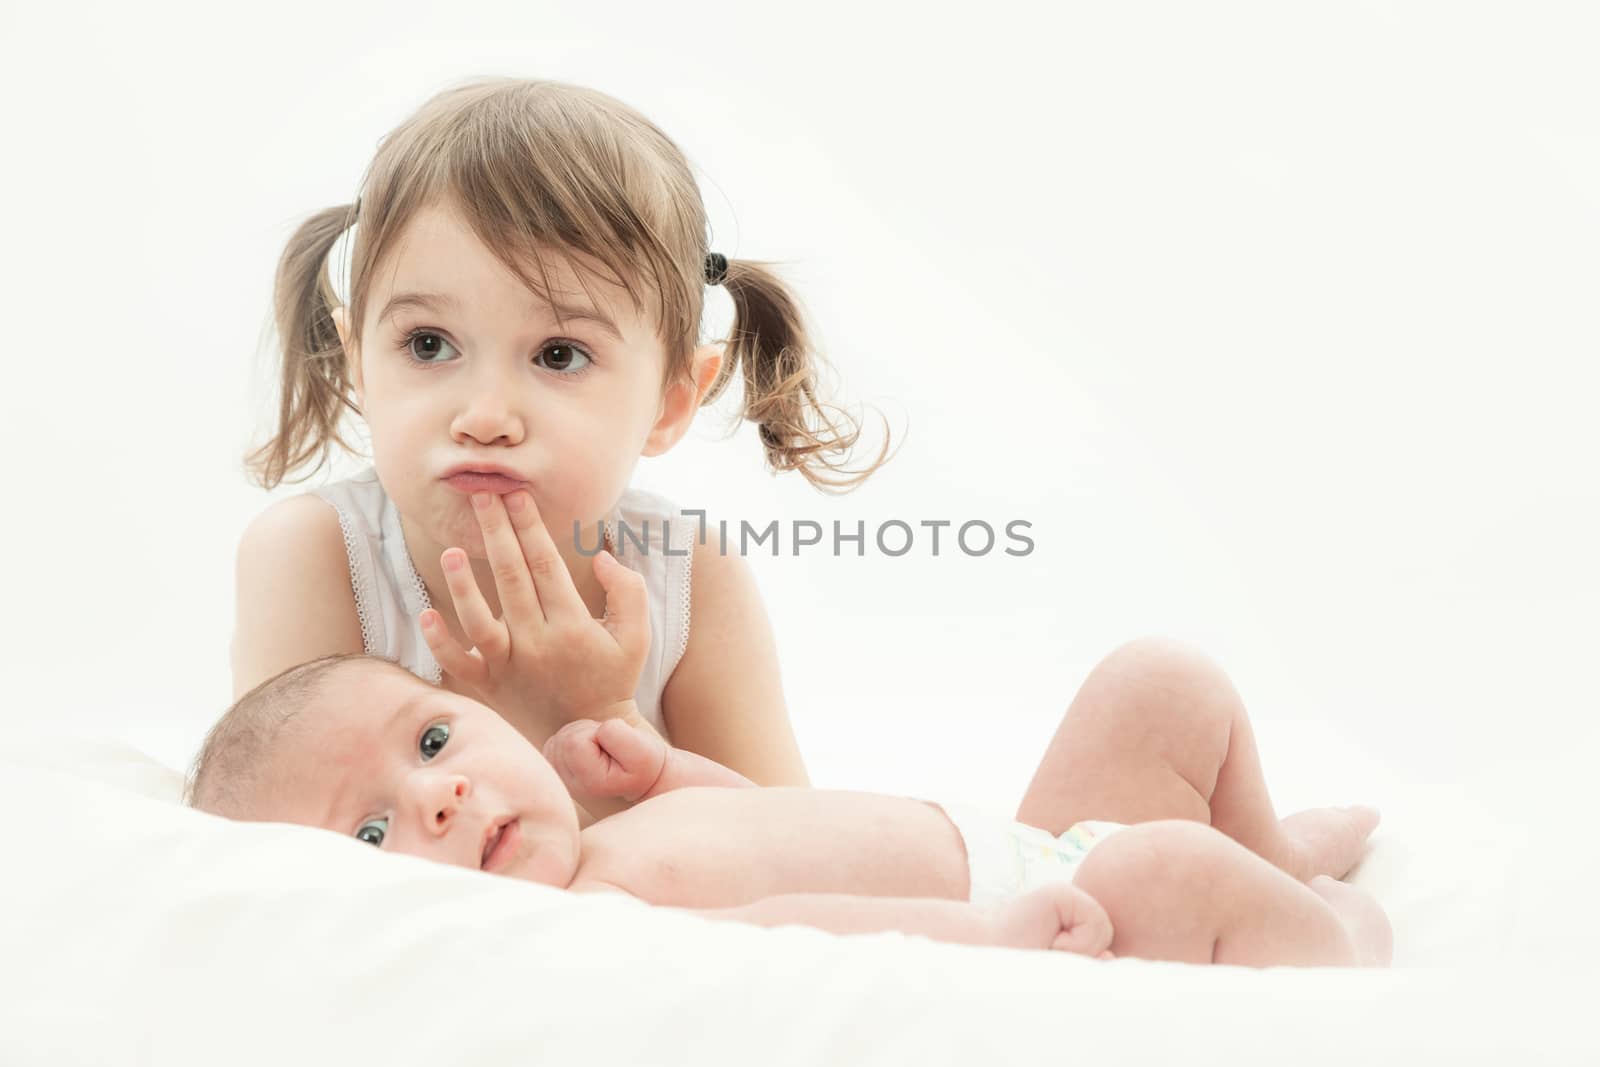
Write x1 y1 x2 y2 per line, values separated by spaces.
1280 805 1380 881
1308 875 1393 966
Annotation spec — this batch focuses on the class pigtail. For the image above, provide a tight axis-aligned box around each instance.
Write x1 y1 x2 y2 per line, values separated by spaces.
709 259 894 494
244 203 364 489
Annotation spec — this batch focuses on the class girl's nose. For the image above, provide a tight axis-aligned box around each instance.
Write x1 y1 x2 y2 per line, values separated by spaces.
451 377 526 446
413 772 472 835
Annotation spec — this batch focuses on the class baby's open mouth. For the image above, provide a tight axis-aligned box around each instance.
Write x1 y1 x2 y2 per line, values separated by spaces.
480 818 520 871
481 821 507 869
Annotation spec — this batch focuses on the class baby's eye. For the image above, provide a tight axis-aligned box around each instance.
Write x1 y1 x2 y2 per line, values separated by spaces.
355 816 388 847
420 722 449 761
402 329 459 364
537 341 592 375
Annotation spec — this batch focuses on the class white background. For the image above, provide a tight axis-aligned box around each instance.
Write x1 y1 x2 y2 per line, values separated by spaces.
1 1 1595 819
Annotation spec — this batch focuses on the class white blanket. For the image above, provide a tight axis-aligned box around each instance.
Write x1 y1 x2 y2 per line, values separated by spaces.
3 732 1595 1065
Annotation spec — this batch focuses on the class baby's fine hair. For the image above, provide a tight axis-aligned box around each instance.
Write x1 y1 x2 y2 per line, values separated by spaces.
183 653 409 817
248 76 890 493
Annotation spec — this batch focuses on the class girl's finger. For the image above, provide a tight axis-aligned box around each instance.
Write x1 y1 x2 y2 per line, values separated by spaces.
593 549 650 657
419 609 490 689
470 492 546 627
440 546 510 662
503 490 589 624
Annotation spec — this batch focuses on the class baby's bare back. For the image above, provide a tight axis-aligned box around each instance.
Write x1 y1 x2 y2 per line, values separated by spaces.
571 788 971 907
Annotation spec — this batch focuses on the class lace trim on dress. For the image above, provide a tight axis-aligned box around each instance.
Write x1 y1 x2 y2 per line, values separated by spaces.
676 523 693 666
600 501 688 669
394 533 440 685
328 502 377 657
597 519 617 620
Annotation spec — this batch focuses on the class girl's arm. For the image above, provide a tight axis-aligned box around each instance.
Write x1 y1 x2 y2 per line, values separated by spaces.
658 534 811 787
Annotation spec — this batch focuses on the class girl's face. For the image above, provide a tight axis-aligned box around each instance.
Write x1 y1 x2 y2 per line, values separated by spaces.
336 200 692 561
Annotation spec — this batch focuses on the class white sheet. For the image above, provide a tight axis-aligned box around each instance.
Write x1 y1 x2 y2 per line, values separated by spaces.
4 731 1596 1065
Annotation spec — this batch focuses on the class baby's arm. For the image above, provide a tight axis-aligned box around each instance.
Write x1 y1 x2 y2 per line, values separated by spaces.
651 742 758 794
545 711 757 818
695 884 1114 956
570 878 1111 955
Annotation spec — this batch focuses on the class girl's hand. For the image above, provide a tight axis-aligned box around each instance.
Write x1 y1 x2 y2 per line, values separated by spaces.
543 718 669 805
420 490 650 733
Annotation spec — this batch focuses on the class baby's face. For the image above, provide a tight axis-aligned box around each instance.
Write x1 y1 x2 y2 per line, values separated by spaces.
255 663 581 887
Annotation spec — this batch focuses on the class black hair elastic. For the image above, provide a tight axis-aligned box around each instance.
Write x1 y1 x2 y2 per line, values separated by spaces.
703 252 729 286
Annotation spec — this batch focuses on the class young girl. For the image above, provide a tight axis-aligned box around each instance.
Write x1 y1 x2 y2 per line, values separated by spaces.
232 76 888 789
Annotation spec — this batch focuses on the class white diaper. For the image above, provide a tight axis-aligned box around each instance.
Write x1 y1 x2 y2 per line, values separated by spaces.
936 802 1129 908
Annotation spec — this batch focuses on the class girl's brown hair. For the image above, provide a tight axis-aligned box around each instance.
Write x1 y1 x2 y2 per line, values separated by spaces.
247 76 891 493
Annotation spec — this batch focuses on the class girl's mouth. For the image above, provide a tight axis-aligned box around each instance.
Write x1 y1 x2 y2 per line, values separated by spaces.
444 472 529 496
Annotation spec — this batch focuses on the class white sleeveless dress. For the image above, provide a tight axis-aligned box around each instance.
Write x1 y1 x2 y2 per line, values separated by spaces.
310 466 694 736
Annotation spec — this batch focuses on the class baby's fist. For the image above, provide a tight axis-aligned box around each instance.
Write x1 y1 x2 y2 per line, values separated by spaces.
993 883 1115 959
543 718 668 804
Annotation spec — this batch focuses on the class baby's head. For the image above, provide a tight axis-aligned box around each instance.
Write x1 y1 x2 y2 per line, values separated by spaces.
247 75 886 533
185 654 580 886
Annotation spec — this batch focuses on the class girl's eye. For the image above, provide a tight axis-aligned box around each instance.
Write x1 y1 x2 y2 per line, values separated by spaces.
401 329 459 364
399 330 593 376
355 816 388 847
537 341 592 376
420 722 450 761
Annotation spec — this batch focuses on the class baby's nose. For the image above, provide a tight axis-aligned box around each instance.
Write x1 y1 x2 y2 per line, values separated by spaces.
419 774 471 831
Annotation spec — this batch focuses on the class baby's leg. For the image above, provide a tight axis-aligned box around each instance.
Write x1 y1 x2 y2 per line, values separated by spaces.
1015 637 1376 882
1072 821 1393 967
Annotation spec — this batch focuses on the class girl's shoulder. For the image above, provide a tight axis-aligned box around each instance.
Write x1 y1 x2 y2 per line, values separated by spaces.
236 467 386 594
612 483 687 523
232 491 363 698
303 466 388 530
236 491 347 568
610 485 700 557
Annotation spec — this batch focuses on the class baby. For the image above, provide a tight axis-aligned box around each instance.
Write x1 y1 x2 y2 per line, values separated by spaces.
186 651 1393 967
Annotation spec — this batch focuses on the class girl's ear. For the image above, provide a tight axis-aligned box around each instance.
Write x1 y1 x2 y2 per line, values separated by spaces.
332 305 365 408
642 343 724 457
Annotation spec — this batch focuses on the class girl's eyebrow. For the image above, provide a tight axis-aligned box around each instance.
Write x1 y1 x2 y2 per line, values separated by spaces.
378 289 623 342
